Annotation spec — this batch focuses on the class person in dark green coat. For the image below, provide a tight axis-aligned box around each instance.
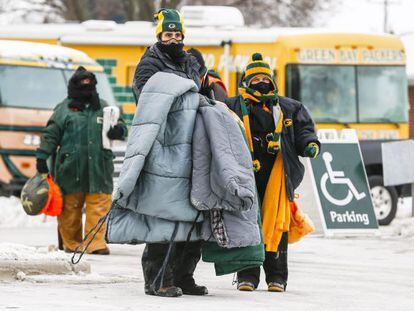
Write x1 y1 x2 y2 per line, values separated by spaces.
36 66 127 255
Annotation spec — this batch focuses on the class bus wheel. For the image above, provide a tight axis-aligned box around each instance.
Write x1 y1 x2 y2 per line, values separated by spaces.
368 175 398 226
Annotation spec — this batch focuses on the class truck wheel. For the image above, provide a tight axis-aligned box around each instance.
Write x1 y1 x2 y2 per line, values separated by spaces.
368 175 398 226
0 183 8 197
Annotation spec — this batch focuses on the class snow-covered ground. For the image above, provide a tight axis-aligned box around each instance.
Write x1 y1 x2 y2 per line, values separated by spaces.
1 196 414 310
0 196 56 229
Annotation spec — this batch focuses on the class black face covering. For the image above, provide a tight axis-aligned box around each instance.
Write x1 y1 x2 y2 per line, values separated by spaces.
250 81 273 95
156 41 185 61
68 66 100 110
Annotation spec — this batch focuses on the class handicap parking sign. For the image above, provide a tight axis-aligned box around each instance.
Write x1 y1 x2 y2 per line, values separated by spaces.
309 140 378 231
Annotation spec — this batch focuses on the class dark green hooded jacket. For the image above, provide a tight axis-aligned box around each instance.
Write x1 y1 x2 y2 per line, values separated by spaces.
37 98 126 194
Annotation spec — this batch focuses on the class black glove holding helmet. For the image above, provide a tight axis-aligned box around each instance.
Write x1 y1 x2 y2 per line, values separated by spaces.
68 66 100 111
107 124 125 140
36 158 49 174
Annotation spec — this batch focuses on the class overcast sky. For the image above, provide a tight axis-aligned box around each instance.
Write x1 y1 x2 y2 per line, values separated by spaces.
324 0 414 76
324 0 414 35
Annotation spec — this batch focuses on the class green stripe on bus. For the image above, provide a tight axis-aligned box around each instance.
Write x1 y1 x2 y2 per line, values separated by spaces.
0 149 37 156
0 125 44 132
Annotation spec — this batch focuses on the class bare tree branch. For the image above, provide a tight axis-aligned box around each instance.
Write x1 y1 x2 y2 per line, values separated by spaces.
0 0 336 27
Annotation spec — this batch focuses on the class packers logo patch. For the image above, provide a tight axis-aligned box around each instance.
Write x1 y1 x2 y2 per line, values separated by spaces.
168 23 176 29
284 119 293 127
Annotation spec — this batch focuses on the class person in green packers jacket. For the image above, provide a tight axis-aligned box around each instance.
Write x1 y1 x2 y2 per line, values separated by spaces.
36 66 127 255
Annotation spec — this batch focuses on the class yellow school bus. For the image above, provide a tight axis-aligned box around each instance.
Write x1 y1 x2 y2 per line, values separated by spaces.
0 12 408 224
0 40 116 195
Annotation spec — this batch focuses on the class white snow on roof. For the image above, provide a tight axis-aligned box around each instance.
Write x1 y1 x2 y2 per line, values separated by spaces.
0 39 98 65
0 22 395 46
181 5 245 27
0 23 84 39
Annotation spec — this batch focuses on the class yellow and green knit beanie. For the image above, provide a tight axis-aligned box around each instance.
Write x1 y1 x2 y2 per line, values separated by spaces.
154 8 186 39
244 53 276 89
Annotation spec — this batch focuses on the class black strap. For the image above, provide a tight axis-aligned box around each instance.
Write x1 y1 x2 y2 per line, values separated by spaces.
232 273 238 286
70 195 123 265
178 211 202 266
150 222 180 292
70 211 111 265
185 211 202 244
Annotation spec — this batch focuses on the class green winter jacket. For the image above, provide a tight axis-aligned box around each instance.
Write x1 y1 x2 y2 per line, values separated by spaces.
37 98 126 194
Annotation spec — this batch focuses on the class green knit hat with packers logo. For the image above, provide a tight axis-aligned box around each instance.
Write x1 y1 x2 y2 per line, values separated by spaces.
154 9 186 39
244 53 276 89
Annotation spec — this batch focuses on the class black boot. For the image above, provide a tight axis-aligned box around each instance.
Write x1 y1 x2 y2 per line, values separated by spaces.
237 266 260 292
154 286 183 297
142 243 182 297
173 241 208 296
145 285 183 297
177 282 208 295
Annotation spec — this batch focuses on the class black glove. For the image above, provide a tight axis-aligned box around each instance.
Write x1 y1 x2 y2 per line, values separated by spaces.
200 82 213 98
107 124 124 140
36 158 49 174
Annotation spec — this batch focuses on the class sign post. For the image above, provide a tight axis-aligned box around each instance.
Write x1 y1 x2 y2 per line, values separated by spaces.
381 139 414 217
297 129 378 236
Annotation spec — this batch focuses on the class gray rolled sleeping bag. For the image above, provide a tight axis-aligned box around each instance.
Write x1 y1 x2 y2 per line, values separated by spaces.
106 72 203 244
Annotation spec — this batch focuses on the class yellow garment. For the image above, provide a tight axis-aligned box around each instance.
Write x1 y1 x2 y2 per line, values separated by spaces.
242 113 254 153
260 106 289 252
261 154 291 252
240 99 289 252
262 163 315 250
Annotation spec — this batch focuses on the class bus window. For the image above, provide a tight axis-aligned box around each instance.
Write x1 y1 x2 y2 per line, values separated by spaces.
0 65 67 109
357 66 408 123
63 70 116 106
286 64 357 123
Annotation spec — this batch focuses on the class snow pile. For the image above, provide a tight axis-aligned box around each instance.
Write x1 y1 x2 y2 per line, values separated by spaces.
380 200 414 238
0 243 64 261
25 272 139 285
0 196 56 228
382 198 414 238
397 197 412 218
0 243 90 280
389 218 414 238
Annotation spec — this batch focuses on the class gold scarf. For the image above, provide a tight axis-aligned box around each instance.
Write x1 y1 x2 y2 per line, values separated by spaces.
240 99 290 252
261 154 291 252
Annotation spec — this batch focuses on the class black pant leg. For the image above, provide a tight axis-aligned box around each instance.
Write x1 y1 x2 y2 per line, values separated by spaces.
142 243 174 290
263 232 288 287
173 241 202 287
237 266 261 288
